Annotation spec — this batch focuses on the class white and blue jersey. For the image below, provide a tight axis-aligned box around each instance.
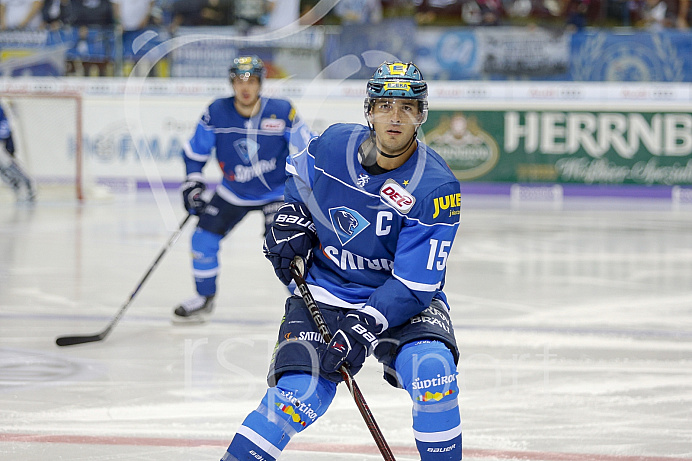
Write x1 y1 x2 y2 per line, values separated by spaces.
286 123 461 331
183 96 313 205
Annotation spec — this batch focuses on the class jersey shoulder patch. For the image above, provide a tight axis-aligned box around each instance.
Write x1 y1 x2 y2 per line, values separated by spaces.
380 179 416 214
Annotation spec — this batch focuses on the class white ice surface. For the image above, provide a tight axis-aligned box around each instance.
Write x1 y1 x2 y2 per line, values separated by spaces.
1 191 691 460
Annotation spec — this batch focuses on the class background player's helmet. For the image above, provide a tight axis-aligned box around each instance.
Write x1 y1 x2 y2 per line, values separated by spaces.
229 56 266 82
364 61 429 125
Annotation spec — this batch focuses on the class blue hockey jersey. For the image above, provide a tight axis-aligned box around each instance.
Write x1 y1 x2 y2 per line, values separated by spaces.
286 123 461 330
183 96 313 205
0 106 10 140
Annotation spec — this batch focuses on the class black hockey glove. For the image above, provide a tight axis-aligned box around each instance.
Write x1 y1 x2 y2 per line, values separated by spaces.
321 311 380 374
263 202 318 285
181 179 206 215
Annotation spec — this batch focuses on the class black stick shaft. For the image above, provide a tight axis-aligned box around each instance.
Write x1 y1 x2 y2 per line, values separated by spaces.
56 214 193 347
289 259 396 461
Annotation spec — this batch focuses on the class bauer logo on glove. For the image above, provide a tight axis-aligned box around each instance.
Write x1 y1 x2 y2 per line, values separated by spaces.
264 202 318 285
320 311 380 373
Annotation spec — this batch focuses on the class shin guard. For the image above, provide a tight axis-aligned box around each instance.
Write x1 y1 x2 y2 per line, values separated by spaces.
396 340 462 460
191 228 222 296
222 372 336 461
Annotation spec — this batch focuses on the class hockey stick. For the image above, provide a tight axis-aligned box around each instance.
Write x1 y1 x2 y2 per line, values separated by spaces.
289 258 396 461
56 214 193 347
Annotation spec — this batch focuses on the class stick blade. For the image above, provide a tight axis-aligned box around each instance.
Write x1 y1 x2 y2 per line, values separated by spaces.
55 333 104 347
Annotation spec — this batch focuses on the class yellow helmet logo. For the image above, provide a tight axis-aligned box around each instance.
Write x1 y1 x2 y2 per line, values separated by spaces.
236 56 254 70
387 63 407 75
383 82 411 92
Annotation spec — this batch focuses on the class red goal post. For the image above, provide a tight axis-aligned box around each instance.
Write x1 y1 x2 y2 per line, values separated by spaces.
0 87 87 201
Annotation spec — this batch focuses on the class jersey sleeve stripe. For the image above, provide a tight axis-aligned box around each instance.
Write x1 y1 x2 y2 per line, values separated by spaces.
183 141 210 162
215 184 279 206
392 271 440 292
306 284 366 309
361 305 389 332
186 172 204 182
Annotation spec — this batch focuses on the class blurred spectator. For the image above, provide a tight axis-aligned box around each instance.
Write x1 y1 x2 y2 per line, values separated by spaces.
561 0 596 30
508 0 534 19
508 0 561 21
415 0 463 24
265 0 299 29
170 0 233 32
676 0 689 27
112 0 155 75
477 0 505 24
72 0 113 27
70 0 115 76
334 0 383 24
42 0 72 30
150 0 173 27
234 0 264 28
0 0 43 30
634 0 670 29
112 0 153 31
298 0 340 25
382 0 418 13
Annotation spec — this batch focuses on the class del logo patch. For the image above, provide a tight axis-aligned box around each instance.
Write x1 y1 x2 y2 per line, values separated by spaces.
329 207 370 246
380 179 415 214
261 118 286 132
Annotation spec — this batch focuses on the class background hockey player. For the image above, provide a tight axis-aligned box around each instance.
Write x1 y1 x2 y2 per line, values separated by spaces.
220 61 462 460
174 55 315 323
0 103 35 202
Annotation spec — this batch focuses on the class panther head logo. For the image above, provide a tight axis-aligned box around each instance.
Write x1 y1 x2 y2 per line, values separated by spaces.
329 206 370 245
334 210 358 236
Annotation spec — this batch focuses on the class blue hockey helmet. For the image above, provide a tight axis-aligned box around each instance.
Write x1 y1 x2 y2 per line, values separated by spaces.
229 55 266 82
364 61 428 125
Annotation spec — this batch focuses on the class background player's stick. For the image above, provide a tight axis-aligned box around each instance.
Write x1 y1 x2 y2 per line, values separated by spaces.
289 258 396 461
56 214 193 347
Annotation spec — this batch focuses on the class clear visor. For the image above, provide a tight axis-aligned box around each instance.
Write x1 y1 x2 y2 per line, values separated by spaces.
366 98 428 126
231 72 260 83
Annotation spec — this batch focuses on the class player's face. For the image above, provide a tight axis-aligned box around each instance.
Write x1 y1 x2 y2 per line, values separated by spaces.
370 98 421 154
232 75 261 106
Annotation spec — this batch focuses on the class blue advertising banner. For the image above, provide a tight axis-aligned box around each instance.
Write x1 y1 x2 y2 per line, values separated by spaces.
570 31 692 82
410 27 692 82
415 27 572 80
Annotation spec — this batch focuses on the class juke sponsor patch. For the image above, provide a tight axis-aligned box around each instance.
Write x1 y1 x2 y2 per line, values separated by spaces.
432 192 461 219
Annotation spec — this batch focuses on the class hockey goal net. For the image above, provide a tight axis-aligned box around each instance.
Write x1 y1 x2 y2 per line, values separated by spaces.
1 90 109 202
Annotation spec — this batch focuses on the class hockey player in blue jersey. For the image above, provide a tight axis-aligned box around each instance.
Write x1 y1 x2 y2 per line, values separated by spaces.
0 104 35 202
174 55 314 322
220 62 462 460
